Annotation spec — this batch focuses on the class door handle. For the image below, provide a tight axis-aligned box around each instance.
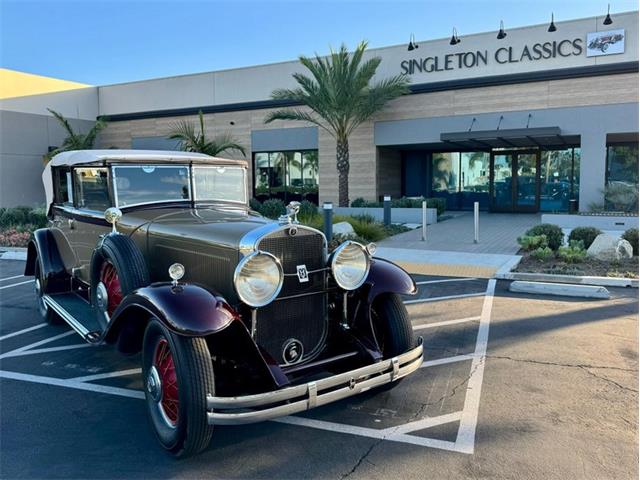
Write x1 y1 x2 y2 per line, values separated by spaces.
68 218 75 230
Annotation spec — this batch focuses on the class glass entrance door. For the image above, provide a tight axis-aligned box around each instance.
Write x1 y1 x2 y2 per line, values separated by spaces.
490 151 540 212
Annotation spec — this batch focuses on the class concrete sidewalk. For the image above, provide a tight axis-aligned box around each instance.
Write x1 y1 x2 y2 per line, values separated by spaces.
380 212 540 255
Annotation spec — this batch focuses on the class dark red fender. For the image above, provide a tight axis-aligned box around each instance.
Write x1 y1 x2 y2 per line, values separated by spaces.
108 283 240 338
363 257 417 303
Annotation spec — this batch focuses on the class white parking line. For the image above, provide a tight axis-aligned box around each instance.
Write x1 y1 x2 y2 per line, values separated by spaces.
413 316 481 330
73 368 142 382
415 277 479 285
3 343 93 358
0 279 34 290
0 323 47 342
0 330 75 360
421 354 474 369
0 370 145 400
454 278 496 454
404 292 485 305
0 274 25 282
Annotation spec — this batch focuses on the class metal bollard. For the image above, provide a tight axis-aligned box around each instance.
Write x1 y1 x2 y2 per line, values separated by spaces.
383 195 391 227
474 201 479 244
421 200 427 241
323 202 333 241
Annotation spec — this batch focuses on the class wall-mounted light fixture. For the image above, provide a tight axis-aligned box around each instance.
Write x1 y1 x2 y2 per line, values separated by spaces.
603 4 613 25
449 28 461 45
407 34 418 51
497 20 507 39
548 13 557 32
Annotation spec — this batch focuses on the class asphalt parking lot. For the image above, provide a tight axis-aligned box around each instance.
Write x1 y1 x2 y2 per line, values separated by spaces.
0 258 637 479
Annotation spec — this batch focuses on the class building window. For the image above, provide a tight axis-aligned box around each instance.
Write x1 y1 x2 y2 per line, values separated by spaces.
431 152 489 210
252 150 319 204
605 144 639 212
539 148 580 212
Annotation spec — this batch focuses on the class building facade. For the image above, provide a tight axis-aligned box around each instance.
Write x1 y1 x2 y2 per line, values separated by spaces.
1 11 638 212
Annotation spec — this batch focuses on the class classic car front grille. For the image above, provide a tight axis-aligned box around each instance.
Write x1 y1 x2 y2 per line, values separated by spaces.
256 227 327 364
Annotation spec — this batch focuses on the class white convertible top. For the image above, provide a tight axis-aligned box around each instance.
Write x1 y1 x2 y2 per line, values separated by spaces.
43 149 248 213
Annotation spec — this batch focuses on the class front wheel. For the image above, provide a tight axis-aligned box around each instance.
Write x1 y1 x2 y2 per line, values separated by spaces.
142 318 215 457
34 259 60 324
371 293 415 391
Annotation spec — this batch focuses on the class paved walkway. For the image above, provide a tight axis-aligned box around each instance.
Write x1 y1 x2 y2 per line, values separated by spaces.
380 212 540 255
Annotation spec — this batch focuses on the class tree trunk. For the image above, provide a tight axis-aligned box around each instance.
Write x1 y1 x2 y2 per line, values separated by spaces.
336 138 350 207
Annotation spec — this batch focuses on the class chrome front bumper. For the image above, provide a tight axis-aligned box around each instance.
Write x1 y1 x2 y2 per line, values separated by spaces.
206 338 423 425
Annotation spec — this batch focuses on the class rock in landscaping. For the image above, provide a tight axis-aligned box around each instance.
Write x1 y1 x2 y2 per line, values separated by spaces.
586 233 634 261
332 221 356 238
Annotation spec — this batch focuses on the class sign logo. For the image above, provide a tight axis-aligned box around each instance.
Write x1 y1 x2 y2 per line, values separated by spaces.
296 264 309 283
282 338 304 364
586 29 625 57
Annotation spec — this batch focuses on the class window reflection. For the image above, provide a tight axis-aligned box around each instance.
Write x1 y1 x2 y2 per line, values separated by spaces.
461 152 489 209
252 150 319 204
606 144 639 212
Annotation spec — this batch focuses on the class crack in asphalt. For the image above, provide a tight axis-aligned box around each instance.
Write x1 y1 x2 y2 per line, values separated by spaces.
339 439 382 480
579 367 639 394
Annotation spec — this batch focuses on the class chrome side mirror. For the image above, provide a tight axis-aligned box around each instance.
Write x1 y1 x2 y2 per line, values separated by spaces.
104 207 122 234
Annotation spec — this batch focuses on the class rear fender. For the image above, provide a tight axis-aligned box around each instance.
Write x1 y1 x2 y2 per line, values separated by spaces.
24 229 70 294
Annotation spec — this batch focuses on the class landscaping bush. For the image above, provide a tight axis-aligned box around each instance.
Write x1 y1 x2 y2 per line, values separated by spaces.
558 240 587 263
531 246 554 261
622 228 639 256
298 200 318 219
249 198 262 212
350 197 367 208
517 235 548 251
348 196 447 216
525 224 564 250
568 227 602 250
259 199 286 219
0 229 31 248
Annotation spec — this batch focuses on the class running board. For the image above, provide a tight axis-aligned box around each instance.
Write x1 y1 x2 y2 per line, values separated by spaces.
42 294 101 343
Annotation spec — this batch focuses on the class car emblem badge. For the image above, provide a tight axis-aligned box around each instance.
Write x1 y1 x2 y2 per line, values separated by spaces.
288 226 298 236
296 264 309 283
282 339 304 364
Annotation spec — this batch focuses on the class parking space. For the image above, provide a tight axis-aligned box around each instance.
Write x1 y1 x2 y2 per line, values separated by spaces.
0 258 637 479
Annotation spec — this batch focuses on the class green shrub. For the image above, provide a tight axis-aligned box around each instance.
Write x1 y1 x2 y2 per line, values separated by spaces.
298 200 318 218
350 197 368 207
531 246 554 261
622 228 639 256
259 199 286 219
517 234 548 251
525 224 564 250
568 227 602 249
351 213 376 224
558 240 587 263
349 196 446 215
27 208 48 229
249 198 262 212
0 206 31 228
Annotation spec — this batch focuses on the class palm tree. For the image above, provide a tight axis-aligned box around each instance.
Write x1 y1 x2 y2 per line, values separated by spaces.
264 41 409 206
168 111 246 157
45 108 108 163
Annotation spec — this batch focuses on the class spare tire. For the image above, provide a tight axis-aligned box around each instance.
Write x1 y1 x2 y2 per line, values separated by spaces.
91 234 150 328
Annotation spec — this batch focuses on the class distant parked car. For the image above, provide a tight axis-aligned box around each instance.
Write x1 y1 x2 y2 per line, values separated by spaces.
26 150 423 457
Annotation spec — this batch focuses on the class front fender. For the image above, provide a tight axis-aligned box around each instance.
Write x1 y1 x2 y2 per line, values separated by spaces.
363 257 417 304
106 282 240 340
25 229 70 294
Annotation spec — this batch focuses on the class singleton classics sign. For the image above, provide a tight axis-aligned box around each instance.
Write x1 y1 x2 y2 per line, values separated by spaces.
400 38 584 75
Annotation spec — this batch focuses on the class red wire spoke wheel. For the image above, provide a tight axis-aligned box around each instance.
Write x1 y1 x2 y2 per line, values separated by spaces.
154 339 179 426
100 260 123 317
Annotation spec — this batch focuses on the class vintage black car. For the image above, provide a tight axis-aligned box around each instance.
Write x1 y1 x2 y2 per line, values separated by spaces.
588 33 624 52
26 150 423 457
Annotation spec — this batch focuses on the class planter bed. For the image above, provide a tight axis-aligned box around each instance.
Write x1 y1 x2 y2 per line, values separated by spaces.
515 252 638 279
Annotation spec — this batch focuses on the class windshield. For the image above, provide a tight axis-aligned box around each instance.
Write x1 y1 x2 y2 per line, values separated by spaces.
193 166 246 203
113 165 190 207
111 164 246 208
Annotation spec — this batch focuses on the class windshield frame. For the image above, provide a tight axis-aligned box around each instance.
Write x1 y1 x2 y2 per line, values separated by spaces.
111 163 248 209
192 165 247 205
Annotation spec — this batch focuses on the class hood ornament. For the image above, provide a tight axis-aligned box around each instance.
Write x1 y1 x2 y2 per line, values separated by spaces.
279 201 301 225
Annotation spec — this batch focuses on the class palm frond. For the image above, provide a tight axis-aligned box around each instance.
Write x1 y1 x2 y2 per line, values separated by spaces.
48 108 77 139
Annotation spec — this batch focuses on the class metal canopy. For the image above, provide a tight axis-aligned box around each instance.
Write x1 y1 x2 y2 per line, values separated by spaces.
440 127 573 149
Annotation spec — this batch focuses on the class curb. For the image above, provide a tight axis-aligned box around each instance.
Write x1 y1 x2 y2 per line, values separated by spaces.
496 271 638 288
0 247 27 261
509 281 610 299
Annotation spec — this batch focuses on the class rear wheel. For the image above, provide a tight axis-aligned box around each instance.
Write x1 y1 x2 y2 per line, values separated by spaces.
33 259 59 324
371 293 415 391
142 318 215 457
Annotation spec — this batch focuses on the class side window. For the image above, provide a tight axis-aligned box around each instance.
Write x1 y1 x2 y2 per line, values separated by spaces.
53 168 74 206
74 168 111 211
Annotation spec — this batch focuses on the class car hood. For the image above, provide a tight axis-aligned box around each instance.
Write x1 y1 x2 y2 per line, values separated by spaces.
122 205 273 250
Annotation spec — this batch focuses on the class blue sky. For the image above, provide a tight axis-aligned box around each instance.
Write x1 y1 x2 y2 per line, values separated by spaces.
1 0 637 85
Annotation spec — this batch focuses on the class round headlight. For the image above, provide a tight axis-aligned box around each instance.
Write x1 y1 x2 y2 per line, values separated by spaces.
331 241 370 291
234 251 283 307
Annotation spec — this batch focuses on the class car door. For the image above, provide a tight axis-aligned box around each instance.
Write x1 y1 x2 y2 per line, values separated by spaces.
71 167 112 284
49 167 79 272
